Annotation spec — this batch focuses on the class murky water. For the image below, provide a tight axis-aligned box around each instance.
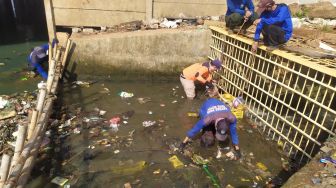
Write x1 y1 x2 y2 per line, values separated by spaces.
26 76 286 188
0 42 46 94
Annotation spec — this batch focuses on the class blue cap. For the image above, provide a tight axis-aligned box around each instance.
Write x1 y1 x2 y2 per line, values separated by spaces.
212 59 222 69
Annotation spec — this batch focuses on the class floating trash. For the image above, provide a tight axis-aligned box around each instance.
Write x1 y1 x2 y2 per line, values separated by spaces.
168 155 184 168
137 97 151 104
142 121 156 127
256 162 268 171
187 112 198 117
119 91 134 98
51 176 69 186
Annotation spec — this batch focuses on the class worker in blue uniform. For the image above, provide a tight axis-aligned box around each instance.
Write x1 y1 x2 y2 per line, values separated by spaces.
180 98 242 160
27 39 57 79
252 0 293 51
225 0 258 34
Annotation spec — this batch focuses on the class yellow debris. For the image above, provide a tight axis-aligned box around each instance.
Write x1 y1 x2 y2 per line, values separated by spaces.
256 162 268 171
168 155 184 169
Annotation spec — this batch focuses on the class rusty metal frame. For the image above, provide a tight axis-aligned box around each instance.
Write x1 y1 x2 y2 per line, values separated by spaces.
209 26 336 164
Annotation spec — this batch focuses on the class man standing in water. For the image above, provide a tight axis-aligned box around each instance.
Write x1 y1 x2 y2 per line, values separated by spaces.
180 98 242 160
180 59 222 100
27 39 57 79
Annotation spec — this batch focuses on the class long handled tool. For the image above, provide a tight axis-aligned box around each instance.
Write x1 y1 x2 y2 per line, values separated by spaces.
237 20 247 35
191 154 221 188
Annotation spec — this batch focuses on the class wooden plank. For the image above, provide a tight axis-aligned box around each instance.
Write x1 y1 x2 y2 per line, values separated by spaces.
54 8 146 27
52 0 146 12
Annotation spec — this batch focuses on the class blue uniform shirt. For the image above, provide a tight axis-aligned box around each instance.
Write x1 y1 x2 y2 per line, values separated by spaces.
187 98 239 145
226 0 254 16
28 44 49 79
254 4 293 42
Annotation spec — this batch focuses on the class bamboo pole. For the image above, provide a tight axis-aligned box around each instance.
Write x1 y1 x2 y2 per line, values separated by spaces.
10 125 27 170
4 100 53 188
0 153 12 187
27 110 38 140
48 43 52 65
46 59 56 94
36 82 47 114
60 39 71 78
16 156 34 188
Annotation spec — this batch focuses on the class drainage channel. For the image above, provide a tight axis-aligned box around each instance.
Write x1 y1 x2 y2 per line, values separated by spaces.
24 75 289 187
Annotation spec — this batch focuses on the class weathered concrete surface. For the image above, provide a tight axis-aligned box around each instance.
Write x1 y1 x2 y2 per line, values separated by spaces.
52 0 146 27
282 136 336 188
68 28 211 75
52 0 336 27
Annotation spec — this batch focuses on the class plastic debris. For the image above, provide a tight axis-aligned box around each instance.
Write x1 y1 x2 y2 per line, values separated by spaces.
187 112 198 117
119 91 134 98
0 97 9 109
171 100 178 103
107 161 146 176
73 81 91 87
148 111 153 115
311 177 322 184
110 123 119 132
124 182 132 188
160 18 178 28
137 97 151 104
114 150 120 154
123 121 128 124
51 176 69 186
142 120 156 127
240 178 250 182
256 162 268 171
319 41 336 52
168 155 184 168
160 104 165 107
153 169 161 174
99 110 107 116
110 117 121 124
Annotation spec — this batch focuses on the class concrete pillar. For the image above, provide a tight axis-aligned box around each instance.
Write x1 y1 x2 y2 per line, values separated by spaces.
146 0 153 21
43 0 56 41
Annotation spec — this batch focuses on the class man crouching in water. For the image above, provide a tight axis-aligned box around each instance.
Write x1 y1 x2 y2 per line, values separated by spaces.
180 97 242 160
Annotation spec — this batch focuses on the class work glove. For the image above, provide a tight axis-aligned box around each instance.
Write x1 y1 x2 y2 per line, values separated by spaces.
205 81 214 89
179 142 187 152
234 148 242 160
52 38 59 48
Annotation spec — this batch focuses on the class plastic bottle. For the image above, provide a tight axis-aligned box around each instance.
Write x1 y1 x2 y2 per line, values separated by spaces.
118 91 134 98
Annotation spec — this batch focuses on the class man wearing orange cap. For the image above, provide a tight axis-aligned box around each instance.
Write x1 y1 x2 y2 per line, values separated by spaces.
252 0 293 51
180 59 222 100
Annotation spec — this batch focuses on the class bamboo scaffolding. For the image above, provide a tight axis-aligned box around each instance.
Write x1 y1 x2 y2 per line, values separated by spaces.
60 39 71 78
0 154 12 187
10 125 27 170
27 110 38 140
1 35 70 187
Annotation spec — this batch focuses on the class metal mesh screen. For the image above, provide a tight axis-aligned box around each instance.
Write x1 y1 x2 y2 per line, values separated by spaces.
209 26 336 164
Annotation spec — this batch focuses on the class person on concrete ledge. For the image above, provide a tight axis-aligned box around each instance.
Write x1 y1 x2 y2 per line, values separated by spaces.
252 0 293 52
27 39 58 79
179 98 242 160
225 0 258 34
180 59 222 100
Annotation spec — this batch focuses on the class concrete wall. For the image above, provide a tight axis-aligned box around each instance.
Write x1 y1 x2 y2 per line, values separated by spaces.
52 0 146 27
153 0 226 18
68 28 211 75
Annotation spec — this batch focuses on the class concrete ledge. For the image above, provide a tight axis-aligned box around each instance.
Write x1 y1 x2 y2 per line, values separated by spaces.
69 28 212 75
